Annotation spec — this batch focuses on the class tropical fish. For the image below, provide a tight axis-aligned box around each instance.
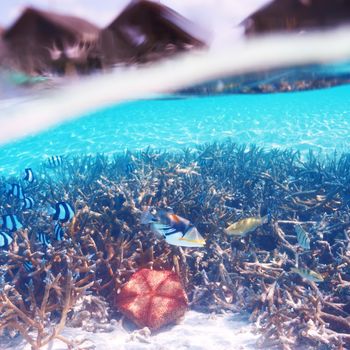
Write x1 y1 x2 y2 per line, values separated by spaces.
291 267 324 283
46 155 63 168
22 197 35 210
5 183 25 200
224 215 269 236
23 261 34 273
23 168 34 183
54 223 64 241
49 202 75 222
37 232 51 247
0 231 13 247
0 215 23 231
151 211 205 247
295 224 311 250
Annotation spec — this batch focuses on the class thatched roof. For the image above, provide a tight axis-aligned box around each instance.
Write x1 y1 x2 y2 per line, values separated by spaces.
99 0 206 65
1 2 206 75
243 0 350 35
3 7 101 75
0 27 9 68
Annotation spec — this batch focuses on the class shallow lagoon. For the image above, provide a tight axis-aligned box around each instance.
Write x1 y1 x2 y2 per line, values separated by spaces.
1 83 350 175
1 55 350 349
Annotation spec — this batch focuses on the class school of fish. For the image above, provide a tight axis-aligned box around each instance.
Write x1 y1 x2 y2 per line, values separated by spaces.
0 161 74 252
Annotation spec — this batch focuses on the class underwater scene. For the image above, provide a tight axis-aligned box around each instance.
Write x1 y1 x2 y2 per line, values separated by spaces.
2 1 350 350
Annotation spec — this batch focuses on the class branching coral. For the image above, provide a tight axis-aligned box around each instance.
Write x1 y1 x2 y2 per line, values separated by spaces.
1 142 350 349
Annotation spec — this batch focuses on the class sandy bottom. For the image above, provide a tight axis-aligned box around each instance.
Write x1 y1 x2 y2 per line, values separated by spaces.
2 311 258 350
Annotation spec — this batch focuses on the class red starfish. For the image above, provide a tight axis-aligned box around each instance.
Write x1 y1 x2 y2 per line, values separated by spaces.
117 268 188 330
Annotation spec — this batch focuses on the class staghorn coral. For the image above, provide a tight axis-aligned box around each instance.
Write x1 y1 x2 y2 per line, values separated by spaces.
1 142 350 348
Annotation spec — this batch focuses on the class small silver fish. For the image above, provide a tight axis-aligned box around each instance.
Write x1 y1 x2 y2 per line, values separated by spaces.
175 163 200 176
225 215 269 237
291 267 324 283
295 224 311 250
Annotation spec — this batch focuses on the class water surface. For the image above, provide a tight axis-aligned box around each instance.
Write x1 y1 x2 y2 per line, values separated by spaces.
0 84 349 174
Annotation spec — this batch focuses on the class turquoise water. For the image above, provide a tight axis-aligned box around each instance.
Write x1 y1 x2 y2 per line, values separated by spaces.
1 71 350 350
1 84 350 174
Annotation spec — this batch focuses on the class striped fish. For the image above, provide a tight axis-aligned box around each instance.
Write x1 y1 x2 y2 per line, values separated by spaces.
46 155 63 168
49 202 75 222
54 223 64 241
5 184 25 200
37 232 51 247
291 267 324 283
23 168 34 183
151 211 205 247
0 231 13 247
295 224 311 250
0 215 23 232
22 197 34 210
23 261 34 273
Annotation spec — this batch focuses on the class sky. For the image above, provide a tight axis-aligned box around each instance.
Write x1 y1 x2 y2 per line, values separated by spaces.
0 0 270 46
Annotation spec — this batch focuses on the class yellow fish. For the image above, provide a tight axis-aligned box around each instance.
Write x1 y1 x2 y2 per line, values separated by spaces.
291 267 324 283
224 215 269 237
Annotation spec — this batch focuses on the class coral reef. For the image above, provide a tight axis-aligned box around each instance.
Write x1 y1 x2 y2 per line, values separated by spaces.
178 64 350 95
1 142 350 349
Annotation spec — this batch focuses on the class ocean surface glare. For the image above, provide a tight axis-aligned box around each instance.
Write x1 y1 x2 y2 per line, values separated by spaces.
2 27 350 145
0 84 349 175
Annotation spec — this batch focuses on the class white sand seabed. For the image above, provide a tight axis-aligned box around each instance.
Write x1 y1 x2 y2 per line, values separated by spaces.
2 311 258 350
2 27 350 145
